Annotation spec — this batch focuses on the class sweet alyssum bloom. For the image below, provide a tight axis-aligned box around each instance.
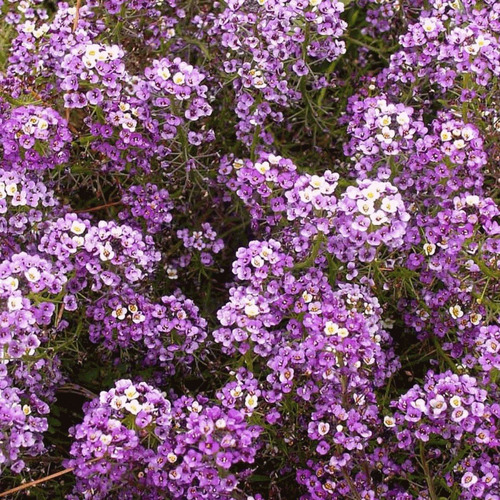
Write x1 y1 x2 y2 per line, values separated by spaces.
449 304 464 319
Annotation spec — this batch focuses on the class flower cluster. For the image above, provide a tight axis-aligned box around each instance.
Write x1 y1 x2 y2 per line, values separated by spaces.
0 168 58 241
388 370 500 498
389 0 500 90
87 288 208 374
68 379 261 499
0 104 71 170
204 0 347 144
176 223 224 267
328 179 410 263
119 183 173 234
218 152 299 229
0 366 48 474
0 356 63 474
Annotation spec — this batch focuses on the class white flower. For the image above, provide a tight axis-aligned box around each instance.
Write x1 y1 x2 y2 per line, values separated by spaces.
25 267 41 283
120 116 136 132
167 453 177 463
190 401 203 413
363 186 381 202
380 197 398 213
166 266 179 279
449 395 462 408
461 127 475 141
23 21 35 33
85 44 101 59
324 321 339 336
7 296 23 312
22 123 35 136
22 405 31 416
337 327 349 338
470 313 482 325
230 386 243 398
70 220 86 235
5 183 18 196
37 119 49 131
430 396 447 415
465 195 479 206
464 42 478 55
99 242 115 262
100 434 112 445
317 422 330 436
383 416 396 427
233 159 244 170
17 0 29 12
370 210 389 226
376 126 395 143
124 386 139 400
142 402 154 413
378 115 392 127
412 398 427 412
299 187 314 203
357 199 375 215
251 256 265 268
245 394 258 410
132 312 145 324
82 55 96 69
4 277 19 291
106 45 122 60
111 306 126 320
253 75 267 89
449 304 464 319
110 395 127 410
244 302 260 317
72 236 84 247
172 72 185 85
476 34 490 48
440 130 452 141
267 154 281 165
125 399 143 415
213 419 226 431
96 50 108 62
259 246 273 259
396 112 410 126
423 243 436 256
255 161 270 174
421 17 437 33
309 175 324 189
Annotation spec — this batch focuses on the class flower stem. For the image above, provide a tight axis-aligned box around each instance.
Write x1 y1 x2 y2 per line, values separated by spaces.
420 442 438 500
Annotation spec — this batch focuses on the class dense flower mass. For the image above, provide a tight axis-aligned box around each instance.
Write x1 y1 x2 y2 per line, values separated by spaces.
68 379 261 499
0 0 499 498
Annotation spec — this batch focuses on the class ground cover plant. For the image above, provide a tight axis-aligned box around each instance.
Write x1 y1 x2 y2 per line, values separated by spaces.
0 0 499 498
